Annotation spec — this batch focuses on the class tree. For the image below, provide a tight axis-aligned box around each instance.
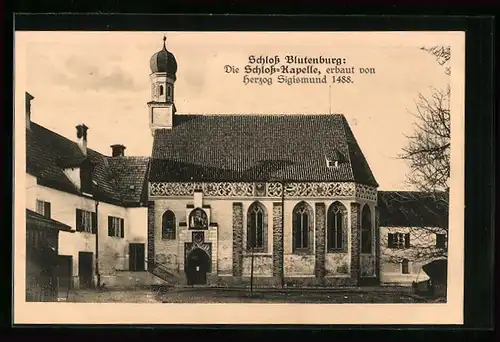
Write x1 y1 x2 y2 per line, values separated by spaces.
400 45 451 196
400 85 450 196
380 46 451 267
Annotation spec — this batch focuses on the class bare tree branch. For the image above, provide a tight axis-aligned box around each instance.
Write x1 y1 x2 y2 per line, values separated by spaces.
382 46 452 265
421 45 451 75
399 84 451 193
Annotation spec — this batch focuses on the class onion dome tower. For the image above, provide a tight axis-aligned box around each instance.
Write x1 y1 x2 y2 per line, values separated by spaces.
148 36 178 134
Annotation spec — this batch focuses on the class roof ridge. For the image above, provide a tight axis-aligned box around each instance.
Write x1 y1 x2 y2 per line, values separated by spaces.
175 113 346 117
338 116 355 181
340 116 379 187
32 121 110 159
109 156 150 160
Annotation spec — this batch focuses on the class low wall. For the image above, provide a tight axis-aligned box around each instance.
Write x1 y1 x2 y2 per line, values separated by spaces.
100 271 167 289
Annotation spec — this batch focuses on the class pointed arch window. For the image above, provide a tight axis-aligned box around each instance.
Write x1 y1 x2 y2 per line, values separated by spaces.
327 201 348 252
292 202 313 253
247 202 267 252
361 205 373 254
162 210 176 240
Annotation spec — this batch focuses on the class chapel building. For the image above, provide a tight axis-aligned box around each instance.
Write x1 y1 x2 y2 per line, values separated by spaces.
146 38 380 287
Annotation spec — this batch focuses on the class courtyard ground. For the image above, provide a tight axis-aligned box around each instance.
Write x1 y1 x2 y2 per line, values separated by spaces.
65 286 430 304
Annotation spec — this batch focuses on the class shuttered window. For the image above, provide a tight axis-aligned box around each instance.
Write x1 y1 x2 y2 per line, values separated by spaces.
388 232 410 249
108 216 125 238
36 200 51 218
76 209 96 234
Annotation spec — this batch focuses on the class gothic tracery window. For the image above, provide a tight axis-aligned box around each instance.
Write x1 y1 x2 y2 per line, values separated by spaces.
247 202 267 251
162 210 176 240
361 204 373 254
327 201 347 251
292 202 312 253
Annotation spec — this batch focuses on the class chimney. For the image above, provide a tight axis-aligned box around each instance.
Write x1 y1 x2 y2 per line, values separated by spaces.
110 144 126 157
76 124 89 156
25 92 34 130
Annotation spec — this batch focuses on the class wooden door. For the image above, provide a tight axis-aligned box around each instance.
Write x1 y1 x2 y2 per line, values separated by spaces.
57 255 73 290
129 244 145 271
78 252 93 288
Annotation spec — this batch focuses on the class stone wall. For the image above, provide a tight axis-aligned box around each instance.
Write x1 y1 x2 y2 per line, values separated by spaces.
350 202 360 285
314 203 326 279
242 255 273 276
147 201 155 270
272 202 283 280
147 195 377 287
232 202 243 277
325 253 350 276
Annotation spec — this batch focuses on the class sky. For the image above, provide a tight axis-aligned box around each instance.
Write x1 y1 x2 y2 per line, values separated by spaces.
16 31 452 190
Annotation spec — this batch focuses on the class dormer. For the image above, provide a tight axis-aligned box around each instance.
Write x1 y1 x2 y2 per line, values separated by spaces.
325 149 342 169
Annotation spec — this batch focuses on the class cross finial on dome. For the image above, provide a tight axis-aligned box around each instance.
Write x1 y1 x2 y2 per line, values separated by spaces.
163 35 167 49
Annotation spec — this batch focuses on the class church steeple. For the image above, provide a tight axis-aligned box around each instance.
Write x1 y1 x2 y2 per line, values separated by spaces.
148 35 178 135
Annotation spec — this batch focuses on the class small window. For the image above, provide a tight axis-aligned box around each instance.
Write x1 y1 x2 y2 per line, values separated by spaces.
162 210 176 239
388 232 410 249
402 259 410 274
76 209 97 234
327 160 338 168
108 216 125 238
167 85 172 98
36 200 51 218
436 233 446 248
159 85 164 96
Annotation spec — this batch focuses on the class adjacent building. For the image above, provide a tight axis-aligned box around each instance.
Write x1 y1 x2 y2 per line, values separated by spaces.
377 191 449 285
25 92 162 291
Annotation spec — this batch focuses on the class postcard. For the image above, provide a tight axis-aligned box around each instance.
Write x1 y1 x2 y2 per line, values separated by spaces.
14 30 465 324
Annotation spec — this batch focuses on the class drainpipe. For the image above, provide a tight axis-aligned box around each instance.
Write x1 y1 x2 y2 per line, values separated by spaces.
95 200 101 289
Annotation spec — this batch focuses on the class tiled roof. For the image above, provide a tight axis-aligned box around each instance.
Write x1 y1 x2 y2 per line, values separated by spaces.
107 156 150 204
377 191 449 228
26 122 149 206
26 209 73 232
150 114 378 186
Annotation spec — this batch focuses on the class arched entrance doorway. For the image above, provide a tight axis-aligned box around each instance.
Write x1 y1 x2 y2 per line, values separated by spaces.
185 248 210 285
